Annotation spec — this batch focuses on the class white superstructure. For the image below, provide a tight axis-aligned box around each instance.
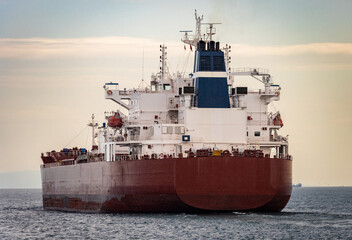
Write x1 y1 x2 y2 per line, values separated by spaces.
93 11 289 162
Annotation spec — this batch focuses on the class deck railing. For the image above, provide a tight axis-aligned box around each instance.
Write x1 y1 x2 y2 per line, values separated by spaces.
42 149 292 168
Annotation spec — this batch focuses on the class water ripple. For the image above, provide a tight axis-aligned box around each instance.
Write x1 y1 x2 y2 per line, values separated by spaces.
0 188 351 239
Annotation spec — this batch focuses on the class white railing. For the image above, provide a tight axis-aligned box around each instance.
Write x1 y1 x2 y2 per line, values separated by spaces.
232 67 269 74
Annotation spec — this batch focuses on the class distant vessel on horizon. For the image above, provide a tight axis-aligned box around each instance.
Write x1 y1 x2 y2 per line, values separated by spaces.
293 183 302 188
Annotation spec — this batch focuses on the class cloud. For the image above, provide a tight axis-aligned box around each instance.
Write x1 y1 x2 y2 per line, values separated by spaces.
1 37 352 60
230 43 352 56
0 37 166 60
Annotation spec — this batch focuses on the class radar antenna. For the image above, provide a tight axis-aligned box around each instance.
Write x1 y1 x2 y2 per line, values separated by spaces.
180 30 193 46
202 23 221 41
180 10 221 49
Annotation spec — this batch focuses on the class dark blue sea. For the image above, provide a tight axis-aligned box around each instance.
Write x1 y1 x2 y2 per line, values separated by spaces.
0 188 351 239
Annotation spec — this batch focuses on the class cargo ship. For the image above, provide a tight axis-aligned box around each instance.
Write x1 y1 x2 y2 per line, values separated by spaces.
41 11 292 213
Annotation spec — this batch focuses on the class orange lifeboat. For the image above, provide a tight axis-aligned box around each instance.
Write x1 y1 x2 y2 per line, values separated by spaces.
108 112 123 128
273 113 284 127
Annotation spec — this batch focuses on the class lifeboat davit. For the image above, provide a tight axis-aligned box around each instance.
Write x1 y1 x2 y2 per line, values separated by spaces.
108 113 123 128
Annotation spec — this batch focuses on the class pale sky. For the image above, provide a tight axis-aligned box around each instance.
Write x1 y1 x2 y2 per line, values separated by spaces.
0 0 352 187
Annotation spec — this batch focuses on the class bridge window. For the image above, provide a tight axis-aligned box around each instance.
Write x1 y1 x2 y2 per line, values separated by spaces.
163 84 171 90
162 126 173 134
175 126 185 134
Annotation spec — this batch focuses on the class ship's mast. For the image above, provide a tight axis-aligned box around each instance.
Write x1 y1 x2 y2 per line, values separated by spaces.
223 44 233 84
195 9 203 41
181 10 204 48
181 10 221 49
88 114 98 147
159 44 168 80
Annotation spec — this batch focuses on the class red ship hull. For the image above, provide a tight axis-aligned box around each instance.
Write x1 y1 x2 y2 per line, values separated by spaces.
41 156 292 213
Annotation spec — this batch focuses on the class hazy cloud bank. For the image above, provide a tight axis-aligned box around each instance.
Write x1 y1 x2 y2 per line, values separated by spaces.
1 37 352 60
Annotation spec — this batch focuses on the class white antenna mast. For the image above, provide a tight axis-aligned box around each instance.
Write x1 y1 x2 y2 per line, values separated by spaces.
142 49 144 81
195 9 203 40
159 44 168 80
181 9 204 49
181 10 222 49
223 44 233 84
87 114 98 147
138 49 147 90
